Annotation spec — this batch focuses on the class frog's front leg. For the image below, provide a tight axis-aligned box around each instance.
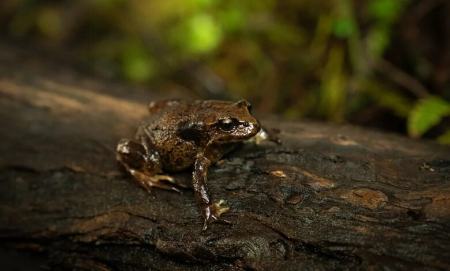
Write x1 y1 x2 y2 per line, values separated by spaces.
193 151 230 230
116 138 181 193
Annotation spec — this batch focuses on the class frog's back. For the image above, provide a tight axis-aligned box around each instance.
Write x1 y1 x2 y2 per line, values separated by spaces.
148 99 186 114
145 99 234 129
141 100 199 171
145 100 191 129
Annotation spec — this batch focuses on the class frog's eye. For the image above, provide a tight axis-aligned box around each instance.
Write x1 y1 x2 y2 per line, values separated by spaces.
218 118 235 132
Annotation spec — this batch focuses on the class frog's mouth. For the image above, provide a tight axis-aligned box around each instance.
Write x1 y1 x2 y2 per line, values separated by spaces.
240 121 261 138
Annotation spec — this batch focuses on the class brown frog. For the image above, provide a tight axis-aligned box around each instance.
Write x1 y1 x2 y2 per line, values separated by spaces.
116 99 266 230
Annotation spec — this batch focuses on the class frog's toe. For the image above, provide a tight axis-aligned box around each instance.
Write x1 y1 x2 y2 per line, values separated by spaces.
211 199 230 217
202 200 231 230
129 170 182 193
151 175 182 193
154 174 189 188
158 174 172 181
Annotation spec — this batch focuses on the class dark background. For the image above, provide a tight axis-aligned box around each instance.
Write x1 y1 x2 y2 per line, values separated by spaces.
1 0 449 142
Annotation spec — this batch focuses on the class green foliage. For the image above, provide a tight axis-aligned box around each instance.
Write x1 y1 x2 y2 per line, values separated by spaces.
408 97 450 138
363 81 413 117
319 46 346 121
35 7 62 39
438 130 450 145
121 42 155 83
1 0 449 144
368 0 406 22
90 0 125 9
333 18 356 38
332 0 354 38
171 13 222 55
218 8 245 32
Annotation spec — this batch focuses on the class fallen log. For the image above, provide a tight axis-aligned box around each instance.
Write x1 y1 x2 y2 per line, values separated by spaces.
1 42 449 270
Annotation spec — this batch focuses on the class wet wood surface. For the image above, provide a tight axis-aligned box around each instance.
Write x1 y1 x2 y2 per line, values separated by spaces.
1 43 450 270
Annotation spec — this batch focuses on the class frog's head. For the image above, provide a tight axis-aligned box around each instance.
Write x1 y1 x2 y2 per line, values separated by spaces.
207 99 261 143
177 100 261 146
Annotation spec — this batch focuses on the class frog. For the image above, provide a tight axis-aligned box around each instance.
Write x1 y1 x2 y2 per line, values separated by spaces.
116 99 267 230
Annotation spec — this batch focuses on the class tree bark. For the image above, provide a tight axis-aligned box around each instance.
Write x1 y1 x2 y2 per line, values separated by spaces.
1 43 450 270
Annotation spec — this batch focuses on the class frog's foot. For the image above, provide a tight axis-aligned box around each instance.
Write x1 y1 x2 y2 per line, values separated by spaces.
202 199 231 230
129 169 182 193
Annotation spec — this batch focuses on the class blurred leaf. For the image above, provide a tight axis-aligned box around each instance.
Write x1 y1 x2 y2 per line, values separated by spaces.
368 0 406 22
173 13 222 54
193 0 216 7
129 0 202 27
332 0 357 39
267 22 303 46
319 46 346 121
408 97 450 138
219 8 245 32
187 14 222 53
438 130 450 145
364 80 413 117
333 18 356 38
310 15 332 58
366 26 390 57
91 0 125 9
36 7 63 40
365 0 409 59
121 42 155 82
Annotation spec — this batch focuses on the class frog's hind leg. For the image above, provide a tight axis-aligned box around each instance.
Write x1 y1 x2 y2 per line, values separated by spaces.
116 138 182 193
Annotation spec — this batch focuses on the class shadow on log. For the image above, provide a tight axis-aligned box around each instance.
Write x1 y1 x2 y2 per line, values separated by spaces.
1 42 450 270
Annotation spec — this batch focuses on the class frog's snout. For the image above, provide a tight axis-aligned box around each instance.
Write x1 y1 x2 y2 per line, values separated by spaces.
243 120 261 136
